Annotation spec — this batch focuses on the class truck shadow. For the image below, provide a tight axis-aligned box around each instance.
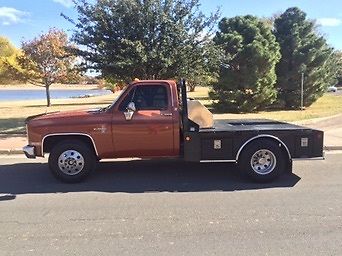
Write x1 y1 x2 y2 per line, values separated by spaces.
0 160 300 197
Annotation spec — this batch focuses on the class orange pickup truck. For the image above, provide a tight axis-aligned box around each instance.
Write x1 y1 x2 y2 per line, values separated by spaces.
23 79 324 183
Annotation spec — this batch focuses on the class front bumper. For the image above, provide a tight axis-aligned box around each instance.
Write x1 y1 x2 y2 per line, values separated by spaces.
23 145 36 159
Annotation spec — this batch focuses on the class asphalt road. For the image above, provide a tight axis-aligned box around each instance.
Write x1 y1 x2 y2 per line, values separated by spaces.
0 153 341 256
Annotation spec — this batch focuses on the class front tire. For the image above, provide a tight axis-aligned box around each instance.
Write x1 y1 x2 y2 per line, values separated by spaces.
48 140 96 183
238 140 287 182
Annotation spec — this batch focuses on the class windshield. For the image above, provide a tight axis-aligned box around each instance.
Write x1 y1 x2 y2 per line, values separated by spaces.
100 86 129 112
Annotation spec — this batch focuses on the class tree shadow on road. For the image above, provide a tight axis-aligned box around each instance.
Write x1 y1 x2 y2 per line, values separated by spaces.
0 160 300 197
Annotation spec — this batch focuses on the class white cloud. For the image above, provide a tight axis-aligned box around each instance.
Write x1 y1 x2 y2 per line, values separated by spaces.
317 18 342 27
0 7 28 26
53 0 74 8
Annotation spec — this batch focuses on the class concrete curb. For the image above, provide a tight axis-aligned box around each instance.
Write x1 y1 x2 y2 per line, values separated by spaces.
0 149 24 155
324 146 342 151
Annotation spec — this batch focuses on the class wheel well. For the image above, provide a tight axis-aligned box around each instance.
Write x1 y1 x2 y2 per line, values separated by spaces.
43 135 97 156
236 137 291 163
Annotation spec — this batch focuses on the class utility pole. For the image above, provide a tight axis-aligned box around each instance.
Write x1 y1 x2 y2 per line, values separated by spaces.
301 72 304 110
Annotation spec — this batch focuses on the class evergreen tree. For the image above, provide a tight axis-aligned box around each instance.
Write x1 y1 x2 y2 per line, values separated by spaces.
332 50 342 86
210 15 281 112
274 7 334 108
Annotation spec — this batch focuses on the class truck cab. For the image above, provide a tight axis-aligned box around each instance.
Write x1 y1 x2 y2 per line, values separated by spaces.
111 80 180 158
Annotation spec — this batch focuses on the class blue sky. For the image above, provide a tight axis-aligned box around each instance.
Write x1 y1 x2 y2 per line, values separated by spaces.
1 0 342 49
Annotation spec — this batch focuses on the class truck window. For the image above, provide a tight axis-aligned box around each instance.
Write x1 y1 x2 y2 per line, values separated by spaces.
119 85 168 111
118 88 135 111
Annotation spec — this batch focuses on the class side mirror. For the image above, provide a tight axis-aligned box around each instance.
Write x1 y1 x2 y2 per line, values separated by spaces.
124 102 136 120
127 102 136 112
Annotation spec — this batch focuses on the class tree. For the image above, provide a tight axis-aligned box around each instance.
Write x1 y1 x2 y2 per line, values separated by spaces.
0 36 20 84
333 50 342 86
66 0 219 90
274 7 334 108
11 29 79 106
209 15 281 112
0 37 16 57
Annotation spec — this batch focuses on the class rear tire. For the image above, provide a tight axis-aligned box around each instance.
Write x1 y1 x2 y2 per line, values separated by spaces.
48 140 96 183
238 140 287 182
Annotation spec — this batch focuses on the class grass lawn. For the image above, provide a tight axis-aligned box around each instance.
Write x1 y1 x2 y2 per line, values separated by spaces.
191 87 342 122
211 93 342 122
0 93 117 134
0 86 341 134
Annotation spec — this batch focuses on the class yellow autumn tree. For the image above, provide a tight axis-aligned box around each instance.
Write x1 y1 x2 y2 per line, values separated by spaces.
0 36 21 84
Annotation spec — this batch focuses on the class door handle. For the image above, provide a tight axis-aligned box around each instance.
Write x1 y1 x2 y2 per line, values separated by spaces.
161 113 172 116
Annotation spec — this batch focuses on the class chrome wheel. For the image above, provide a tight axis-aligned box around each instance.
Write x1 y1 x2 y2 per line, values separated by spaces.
58 150 85 176
250 149 276 175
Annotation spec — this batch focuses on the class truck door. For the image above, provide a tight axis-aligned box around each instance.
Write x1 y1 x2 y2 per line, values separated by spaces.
112 83 175 158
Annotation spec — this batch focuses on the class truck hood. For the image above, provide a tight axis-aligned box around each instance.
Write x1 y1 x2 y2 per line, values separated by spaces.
26 108 104 124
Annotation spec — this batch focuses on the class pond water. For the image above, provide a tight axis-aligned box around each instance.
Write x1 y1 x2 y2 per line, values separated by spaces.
0 89 112 102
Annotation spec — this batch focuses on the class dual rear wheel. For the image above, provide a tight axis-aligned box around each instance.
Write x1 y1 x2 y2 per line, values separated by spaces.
238 140 289 182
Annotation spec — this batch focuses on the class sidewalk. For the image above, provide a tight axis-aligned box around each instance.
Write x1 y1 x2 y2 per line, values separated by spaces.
0 114 341 155
295 114 342 151
0 135 27 154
